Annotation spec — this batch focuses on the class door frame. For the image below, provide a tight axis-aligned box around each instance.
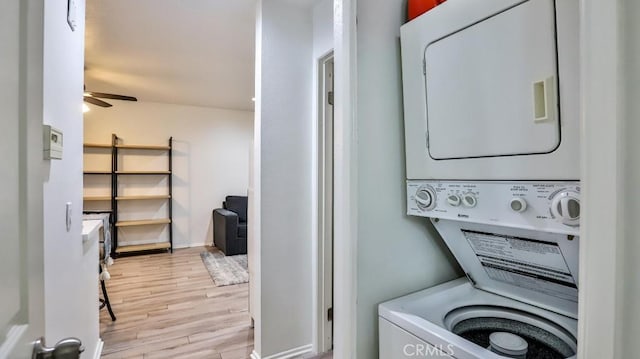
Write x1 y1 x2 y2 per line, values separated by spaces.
577 0 624 357
314 52 335 354
332 0 358 357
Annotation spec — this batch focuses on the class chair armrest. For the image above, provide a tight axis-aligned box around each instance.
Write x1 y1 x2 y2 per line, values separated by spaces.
213 209 239 250
213 208 239 220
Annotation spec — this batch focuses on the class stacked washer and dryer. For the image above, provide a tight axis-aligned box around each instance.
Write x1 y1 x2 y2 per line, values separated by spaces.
379 0 580 358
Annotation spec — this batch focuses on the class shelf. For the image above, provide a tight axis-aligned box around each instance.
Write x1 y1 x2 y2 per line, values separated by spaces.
115 242 171 253
83 196 111 201
116 144 171 150
115 171 171 175
84 143 112 149
115 218 171 227
116 195 171 201
89 135 174 256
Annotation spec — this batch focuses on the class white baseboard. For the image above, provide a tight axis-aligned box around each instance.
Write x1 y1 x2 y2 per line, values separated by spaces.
92 339 104 359
252 344 313 359
173 242 207 249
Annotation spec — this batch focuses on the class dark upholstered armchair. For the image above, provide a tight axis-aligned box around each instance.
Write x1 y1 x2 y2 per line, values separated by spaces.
213 196 248 255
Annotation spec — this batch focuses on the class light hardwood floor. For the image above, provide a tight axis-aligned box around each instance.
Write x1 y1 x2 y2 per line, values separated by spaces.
100 246 253 358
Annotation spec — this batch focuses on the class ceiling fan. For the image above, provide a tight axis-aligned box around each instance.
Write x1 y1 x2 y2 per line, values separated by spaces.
83 88 138 108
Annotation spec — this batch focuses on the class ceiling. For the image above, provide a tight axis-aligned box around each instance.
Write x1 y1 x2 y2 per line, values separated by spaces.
85 0 257 111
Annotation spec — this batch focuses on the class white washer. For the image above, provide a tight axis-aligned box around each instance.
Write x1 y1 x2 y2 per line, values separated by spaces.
380 181 580 358
379 279 577 359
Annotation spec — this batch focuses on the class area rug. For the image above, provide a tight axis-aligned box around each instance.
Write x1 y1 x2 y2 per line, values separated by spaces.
200 249 249 287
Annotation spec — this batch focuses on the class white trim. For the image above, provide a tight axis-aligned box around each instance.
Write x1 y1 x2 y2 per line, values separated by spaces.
313 52 335 355
250 1 263 356
310 49 320 354
92 339 104 359
332 0 358 358
0 325 27 358
251 344 314 359
173 242 207 249
577 0 621 358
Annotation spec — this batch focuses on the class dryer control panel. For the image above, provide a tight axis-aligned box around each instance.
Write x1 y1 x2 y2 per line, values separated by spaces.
407 180 580 235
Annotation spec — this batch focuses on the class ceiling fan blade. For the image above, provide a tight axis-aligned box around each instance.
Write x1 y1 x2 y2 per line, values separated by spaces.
88 92 137 101
84 96 113 108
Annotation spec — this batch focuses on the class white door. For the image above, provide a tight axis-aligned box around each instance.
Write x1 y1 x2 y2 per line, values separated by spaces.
0 0 46 358
425 0 560 160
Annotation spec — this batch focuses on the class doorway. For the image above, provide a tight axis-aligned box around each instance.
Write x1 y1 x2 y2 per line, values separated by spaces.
83 1 255 357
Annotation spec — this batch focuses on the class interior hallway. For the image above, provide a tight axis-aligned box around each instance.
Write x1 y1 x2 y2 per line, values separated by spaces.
99 246 253 358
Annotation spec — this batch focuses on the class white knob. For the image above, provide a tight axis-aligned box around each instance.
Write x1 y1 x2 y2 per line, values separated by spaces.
447 195 461 207
551 191 580 226
415 187 435 211
462 194 477 208
510 198 527 213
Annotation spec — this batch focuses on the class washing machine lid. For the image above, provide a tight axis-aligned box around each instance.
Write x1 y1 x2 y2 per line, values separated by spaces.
431 219 579 319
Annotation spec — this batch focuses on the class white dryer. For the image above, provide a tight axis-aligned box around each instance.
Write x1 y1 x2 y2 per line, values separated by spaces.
400 0 579 180
380 181 580 358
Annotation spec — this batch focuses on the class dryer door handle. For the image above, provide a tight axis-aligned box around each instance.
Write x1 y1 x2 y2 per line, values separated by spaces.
533 76 555 123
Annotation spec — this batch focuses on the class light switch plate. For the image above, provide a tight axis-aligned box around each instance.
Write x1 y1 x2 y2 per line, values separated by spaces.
67 0 77 32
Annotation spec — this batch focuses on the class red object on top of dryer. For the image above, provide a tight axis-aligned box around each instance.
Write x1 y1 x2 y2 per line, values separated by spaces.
408 0 446 22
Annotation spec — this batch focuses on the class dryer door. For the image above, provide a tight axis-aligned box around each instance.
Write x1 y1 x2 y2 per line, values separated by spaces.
425 0 559 160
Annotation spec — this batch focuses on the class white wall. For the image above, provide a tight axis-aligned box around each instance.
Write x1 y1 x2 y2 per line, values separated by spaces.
355 1 461 358
313 0 334 60
42 0 100 357
84 101 253 248
254 0 315 357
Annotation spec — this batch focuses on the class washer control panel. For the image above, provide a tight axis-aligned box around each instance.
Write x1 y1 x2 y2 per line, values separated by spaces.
407 180 580 235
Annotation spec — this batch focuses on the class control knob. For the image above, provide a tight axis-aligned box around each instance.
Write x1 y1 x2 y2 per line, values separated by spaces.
447 194 461 207
461 193 477 208
550 190 580 226
415 186 436 211
510 198 528 213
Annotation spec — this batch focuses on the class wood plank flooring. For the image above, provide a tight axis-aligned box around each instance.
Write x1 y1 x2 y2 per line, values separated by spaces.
100 246 253 358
